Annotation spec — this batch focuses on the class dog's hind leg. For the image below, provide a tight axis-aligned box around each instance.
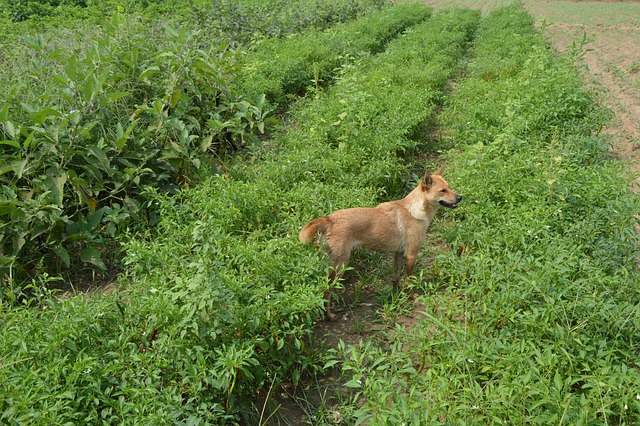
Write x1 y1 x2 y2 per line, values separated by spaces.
393 252 404 291
404 253 417 277
324 246 351 321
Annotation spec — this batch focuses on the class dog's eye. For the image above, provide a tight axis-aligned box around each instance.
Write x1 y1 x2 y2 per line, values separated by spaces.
440 189 447 193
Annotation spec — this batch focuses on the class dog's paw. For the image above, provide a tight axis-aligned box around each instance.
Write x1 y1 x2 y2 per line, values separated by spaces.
325 312 337 322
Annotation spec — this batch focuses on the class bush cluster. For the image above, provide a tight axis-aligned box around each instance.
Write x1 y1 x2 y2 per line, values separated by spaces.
193 0 387 45
2 0 87 22
0 0 388 288
1 0 186 23
0 14 268 285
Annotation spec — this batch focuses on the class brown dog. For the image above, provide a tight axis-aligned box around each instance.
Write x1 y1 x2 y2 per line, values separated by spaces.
299 165 462 320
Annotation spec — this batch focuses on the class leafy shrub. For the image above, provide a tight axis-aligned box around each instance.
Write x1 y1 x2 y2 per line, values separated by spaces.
3 0 87 22
1 0 195 23
192 0 387 45
0 13 269 287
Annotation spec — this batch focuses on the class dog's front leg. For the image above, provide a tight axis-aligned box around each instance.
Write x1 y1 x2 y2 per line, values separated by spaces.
401 250 418 292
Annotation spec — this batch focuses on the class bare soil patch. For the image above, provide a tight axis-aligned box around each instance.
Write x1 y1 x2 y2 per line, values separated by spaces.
525 0 640 188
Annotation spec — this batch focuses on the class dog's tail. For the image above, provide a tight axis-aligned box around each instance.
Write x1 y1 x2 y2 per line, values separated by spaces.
299 217 330 244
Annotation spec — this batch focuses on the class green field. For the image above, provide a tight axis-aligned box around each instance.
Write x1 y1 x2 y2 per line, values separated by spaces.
1 0 639 424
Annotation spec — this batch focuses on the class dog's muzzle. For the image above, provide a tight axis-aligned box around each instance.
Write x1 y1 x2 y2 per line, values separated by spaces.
440 194 462 209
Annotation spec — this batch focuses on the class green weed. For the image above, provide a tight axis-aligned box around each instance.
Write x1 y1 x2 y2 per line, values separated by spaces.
3 1 638 424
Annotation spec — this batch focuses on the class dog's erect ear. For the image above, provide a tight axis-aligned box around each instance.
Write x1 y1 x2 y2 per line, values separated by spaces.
434 163 445 176
422 170 433 190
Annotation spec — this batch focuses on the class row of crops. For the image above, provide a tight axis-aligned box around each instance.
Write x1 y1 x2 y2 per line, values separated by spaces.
1 2 464 423
2 1 640 424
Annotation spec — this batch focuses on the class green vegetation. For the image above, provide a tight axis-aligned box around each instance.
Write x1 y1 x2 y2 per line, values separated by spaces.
334 5 640 424
193 0 388 45
1 0 639 424
0 0 386 289
238 3 432 108
0 13 265 285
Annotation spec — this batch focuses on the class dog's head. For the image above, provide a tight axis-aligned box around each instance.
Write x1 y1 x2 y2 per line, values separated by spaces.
421 165 462 209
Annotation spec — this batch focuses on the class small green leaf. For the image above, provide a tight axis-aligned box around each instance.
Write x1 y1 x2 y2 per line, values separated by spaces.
0 103 8 122
53 246 71 268
45 166 67 207
80 246 106 270
87 145 111 173
344 379 362 388
87 208 106 230
323 359 340 369
12 159 28 180
114 123 126 149
4 121 16 138
0 139 21 149
170 88 182 108
23 131 35 149
101 92 130 105
199 135 213 152
64 55 77 81
138 66 160 81
29 107 62 125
